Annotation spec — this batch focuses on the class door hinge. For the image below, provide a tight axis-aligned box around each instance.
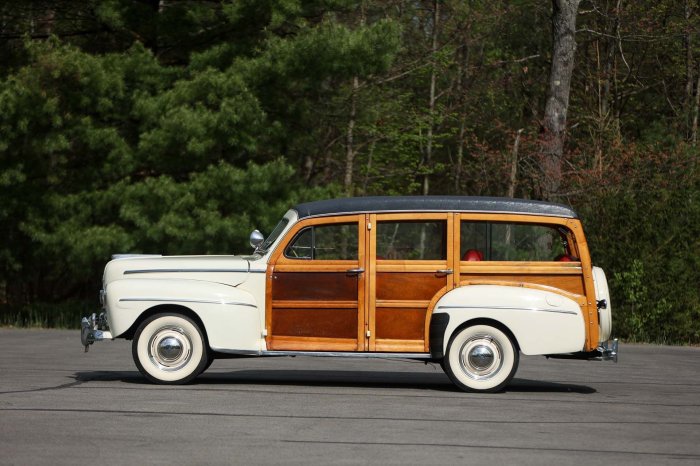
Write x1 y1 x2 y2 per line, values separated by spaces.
262 328 268 337
367 222 372 230
366 330 371 338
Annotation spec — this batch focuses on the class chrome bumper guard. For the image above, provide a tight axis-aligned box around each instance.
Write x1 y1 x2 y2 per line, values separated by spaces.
81 312 112 352
596 338 619 363
545 338 619 362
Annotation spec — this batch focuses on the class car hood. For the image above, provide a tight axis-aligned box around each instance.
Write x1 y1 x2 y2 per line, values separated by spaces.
103 254 260 287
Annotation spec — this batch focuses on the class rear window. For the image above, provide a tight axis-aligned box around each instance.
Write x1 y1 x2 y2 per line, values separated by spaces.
460 221 570 261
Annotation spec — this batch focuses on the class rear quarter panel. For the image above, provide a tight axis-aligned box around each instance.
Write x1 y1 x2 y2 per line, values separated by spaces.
435 284 586 356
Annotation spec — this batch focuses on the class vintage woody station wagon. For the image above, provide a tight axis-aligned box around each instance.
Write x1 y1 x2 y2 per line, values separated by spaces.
82 196 617 392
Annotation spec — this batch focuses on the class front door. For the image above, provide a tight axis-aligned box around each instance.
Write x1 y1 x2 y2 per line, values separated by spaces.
266 216 366 351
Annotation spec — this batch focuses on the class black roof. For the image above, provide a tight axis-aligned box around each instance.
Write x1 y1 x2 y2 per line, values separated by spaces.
293 196 577 219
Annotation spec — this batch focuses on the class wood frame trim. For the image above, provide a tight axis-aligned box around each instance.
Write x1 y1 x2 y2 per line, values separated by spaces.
374 339 425 352
368 213 377 350
267 336 358 351
457 262 583 275
566 218 599 350
458 280 587 304
376 300 431 308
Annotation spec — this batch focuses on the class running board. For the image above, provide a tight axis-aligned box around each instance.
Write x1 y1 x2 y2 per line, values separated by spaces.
214 348 433 360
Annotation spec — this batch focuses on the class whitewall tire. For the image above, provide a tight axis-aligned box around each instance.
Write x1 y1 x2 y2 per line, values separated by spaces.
132 313 209 384
443 324 519 393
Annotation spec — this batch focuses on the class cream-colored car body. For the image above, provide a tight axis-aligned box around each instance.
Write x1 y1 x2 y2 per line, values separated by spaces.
101 211 298 353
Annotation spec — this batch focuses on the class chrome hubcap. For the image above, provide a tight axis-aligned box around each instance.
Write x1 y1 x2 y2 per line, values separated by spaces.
468 345 495 370
157 337 183 361
148 327 192 371
459 334 503 380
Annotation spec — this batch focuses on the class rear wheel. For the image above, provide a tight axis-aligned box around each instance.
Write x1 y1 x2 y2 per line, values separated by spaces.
443 324 519 393
132 313 209 384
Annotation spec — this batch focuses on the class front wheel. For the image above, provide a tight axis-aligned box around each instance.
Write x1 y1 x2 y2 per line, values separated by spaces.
132 313 210 384
443 324 519 393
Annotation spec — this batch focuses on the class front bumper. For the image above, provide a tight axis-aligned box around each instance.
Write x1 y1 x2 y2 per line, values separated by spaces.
81 312 112 352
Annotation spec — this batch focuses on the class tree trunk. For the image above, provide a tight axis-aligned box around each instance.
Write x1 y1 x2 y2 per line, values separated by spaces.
455 29 471 194
507 129 523 199
539 0 580 200
595 0 622 176
692 61 700 146
344 76 359 196
422 0 439 196
686 0 694 140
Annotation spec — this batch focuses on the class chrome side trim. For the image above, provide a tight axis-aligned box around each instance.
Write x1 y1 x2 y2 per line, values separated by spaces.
124 268 250 275
213 349 432 359
119 298 257 308
436 305 578 315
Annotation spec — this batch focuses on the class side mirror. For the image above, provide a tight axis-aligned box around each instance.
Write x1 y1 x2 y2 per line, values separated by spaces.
249 229 264 249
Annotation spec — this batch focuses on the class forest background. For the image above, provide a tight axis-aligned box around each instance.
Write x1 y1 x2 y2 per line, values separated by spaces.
0 0 698 344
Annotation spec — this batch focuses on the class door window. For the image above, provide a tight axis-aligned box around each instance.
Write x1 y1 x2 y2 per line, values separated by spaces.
376 221 447 260
284 223 358 260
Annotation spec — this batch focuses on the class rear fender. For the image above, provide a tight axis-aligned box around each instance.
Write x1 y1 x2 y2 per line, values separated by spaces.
433 285 586 356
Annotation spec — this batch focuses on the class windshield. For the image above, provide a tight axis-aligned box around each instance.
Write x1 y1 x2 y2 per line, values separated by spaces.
256 217 290 254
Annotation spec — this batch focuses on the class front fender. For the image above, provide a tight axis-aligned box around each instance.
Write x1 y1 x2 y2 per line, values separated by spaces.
433 285 586 356
105 278 261 352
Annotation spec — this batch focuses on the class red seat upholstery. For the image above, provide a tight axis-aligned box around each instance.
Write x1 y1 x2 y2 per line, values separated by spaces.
555 254 579 262
462 249 484 261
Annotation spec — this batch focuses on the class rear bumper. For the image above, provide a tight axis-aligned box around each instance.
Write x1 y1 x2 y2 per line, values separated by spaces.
81 312 112 352
545 338 619 362
597 338 619 362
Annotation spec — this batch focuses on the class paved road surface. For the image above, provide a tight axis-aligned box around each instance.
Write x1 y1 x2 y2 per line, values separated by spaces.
0 329 698 465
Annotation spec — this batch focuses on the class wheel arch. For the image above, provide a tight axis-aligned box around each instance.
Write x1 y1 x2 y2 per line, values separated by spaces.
430 314 520 360
122 304 209 349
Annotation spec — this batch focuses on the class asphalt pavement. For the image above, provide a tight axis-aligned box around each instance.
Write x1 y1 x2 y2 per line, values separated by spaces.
0 329 698 465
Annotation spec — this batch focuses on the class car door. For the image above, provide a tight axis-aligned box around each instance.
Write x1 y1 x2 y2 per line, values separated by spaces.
266 215 367 351
368 213 454 352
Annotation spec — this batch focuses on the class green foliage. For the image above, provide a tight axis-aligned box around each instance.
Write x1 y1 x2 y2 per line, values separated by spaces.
0 0 698 343
577 146 700 344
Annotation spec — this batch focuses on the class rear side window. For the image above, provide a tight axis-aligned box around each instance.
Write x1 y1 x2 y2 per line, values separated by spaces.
461 221 569 261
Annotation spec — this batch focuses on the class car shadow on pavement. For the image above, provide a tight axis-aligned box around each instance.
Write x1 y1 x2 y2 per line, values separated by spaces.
72 370 596 394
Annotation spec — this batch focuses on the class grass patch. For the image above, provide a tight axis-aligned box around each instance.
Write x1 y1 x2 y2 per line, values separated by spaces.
0 300 95 329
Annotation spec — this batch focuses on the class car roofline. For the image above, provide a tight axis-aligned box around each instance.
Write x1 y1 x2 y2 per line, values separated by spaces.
292 196 578 219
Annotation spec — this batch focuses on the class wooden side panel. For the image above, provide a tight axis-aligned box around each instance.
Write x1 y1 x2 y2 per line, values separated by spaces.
271 308 357 339
376 272 446 301
375 308 425 340
272 272 357 301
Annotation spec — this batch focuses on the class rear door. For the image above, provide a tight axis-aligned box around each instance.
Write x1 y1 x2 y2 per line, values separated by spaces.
368 213 454 352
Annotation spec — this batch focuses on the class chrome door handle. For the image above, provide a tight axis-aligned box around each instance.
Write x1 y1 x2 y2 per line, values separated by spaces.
436 269 453 275
346 268 365 275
